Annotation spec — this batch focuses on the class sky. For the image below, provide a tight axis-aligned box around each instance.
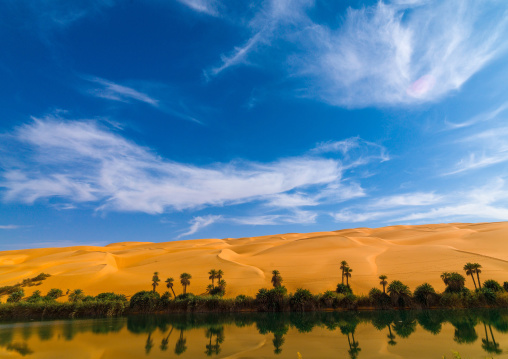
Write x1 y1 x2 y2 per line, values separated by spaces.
1 0 508 250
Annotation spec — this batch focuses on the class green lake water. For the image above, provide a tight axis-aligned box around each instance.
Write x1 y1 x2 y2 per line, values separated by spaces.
0 309 507 358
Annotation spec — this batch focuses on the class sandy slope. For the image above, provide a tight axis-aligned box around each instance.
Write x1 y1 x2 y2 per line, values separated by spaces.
0 222 507 298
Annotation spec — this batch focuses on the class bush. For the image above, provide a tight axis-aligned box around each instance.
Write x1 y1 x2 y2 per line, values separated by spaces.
290 289 314 311
130 291 161 312
46 288 63 300
478 288 496 304
208 287 225 296
504 282 508 292
68 289 85 303
483 280 503 292
336 284 353 295
368 288 390 308
255 286 288 312
26 290 43 303
96 292 127 302
356 295 372 307
440 293 464 308
320 291 337 308
234 295 254 310
414 283 437 307
7 290 24 303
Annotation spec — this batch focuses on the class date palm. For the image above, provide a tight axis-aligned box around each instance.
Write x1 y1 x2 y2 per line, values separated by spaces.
271 270 283 288
340 261 349 285
472 263 482 289
216 269 224 282
208 269 217 287
180 273 192 295
344 267 353 287
165 277 176 298
463 263 478 290
379 275 388 294
152 272 160 292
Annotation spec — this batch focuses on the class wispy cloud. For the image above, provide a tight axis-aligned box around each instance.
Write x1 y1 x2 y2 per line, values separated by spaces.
0 116 386 215
178 214 222 238
85 76 159 106
332 178 508 224
176 0 219 16
230 210 317 226
0 225 21 230
206 0 508 107
445 101 508 129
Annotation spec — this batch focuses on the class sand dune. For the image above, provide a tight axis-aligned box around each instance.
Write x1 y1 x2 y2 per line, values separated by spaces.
1 222 508 298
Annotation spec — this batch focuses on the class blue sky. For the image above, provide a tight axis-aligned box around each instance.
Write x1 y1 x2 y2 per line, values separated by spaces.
1 0 508 250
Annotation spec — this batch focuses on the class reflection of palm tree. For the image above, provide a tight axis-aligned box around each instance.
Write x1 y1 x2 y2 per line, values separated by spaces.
160 326 173 351
145 333 154 355
387 326 397 346
175 329 187 355
273 333 285 354
204 326 224 356
348 336 361 359
482 323 502 354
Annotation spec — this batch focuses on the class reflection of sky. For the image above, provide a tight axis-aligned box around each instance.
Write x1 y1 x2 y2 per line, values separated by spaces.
1 1 508 249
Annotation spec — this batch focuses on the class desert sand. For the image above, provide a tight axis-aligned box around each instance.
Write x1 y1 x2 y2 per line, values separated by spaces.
0 222 507 298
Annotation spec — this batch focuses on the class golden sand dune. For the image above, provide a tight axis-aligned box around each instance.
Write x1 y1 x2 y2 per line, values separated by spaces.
1 222 507 298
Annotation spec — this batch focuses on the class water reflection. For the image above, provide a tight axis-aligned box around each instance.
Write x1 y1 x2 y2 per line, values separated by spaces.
0 309 506 357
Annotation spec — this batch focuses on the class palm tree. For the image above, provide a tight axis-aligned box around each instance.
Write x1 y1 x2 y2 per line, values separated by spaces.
472 263 482 289
206 284 214 294
271 270 283 288
441 272 465 292
463 263 478 290
217 279 226 292
344 267 353 287
387 280 411 307
160 327 173 351
216 269 224 282
166 277 176 298
175 329 187 355
208 269 217 287
152 272 160 292
340 260 349 285
180 273 192 294
379 275 388 294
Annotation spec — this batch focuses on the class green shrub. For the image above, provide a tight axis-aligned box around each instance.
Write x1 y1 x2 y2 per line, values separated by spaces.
255 286 288 312
320 290 337 307
96 292 127 302
46 288 63 300
68 289 85 303
439 293 464 308
503 282 508 292
356 295 372 307
130 291 161 312
414 283 436 307
7 290 24 303
336 284 353 295
483 279 503 292
290 288 314 311
234 295 254 309
26 290 43 303
479 287 496 303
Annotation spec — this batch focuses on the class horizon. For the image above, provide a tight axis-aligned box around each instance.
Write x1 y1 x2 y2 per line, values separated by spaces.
1 0 508 250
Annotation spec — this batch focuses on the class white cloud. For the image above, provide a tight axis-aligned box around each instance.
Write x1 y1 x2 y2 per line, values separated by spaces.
178 215 222 238
332 178 508 224
445 101 508 129
0 225 20 230
368 192 442 208
207 0 508 107
176 0 219 16
1 116 373 214
85 76 159 106
295 0 508 107
230 210 317 225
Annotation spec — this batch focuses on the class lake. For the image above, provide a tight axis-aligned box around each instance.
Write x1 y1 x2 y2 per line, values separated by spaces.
0 309 506 358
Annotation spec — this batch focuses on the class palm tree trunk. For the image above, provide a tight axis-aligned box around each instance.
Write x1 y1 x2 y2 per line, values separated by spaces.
342 269 344 285
382 284 386 294
476 272 482 289
171 288 176 298
484 323 489 342
489 325 497 345
470 274 477 290
346 276 349 287
183 285 186 295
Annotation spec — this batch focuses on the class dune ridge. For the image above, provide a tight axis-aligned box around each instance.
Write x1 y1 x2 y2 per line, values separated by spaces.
1 222 508 298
